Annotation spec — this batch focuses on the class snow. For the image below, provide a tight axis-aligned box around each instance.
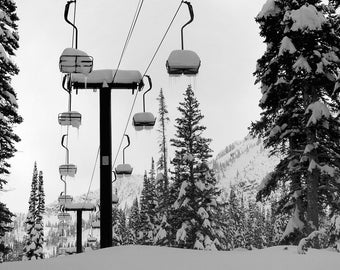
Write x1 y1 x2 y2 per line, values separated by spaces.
256 0 281 19
166 50 201 75
64 202 96 211
305 101 330 127
115 163 133 175
279 36 296 56
71 69 143 88
281 207 304 241
198 207 209 219
288 4 326 32
174 181 188 209
293 56 311 73
2 245 340 270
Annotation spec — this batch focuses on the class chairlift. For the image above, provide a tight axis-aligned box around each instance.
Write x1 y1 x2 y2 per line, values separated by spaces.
87 236 97 243
59 48 93 74
58 193 73 205
58 212 72 222
112 188 119 205
58 111 82 128
59 164 77 177
166 1 201 75
115 134 133 176
91 220 100 229
59 134 77 177
59 1 94 75
132 75 156 130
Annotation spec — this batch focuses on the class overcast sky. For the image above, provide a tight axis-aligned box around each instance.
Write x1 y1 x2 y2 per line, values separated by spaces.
1 0 266 212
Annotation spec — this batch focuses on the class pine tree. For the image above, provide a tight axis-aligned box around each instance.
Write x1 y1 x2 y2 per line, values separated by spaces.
138 171 157 245
168 85 226 250
23 163 43 260
251 0 340 244
33 171 45 259
156 88 170 211
127 197 140 244
0 0 21 243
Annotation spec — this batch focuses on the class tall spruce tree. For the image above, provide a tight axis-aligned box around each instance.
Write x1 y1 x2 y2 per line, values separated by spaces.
24 163 45 259
156 88 170 210
251 0 340 243
168 85 225 250
0 0 21 241
34 171 45 259
128 198 140 244
138 171 157 245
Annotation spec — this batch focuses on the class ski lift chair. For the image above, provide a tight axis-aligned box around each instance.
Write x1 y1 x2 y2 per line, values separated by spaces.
59 134 77 177
59 2 93 75
132 75 156 130
59 48 93 74
115 134 133 176
112 188 119 205
91 220 100 229
58 111 82 128
166 1 201 76
59 164 77 177
87 236 97 243
58 193 73 205
58 212 72 222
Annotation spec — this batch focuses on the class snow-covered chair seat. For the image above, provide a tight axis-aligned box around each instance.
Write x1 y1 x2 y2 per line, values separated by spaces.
87 236 97 243
59 48 93 74
58 194 73 205
91 220 100 229
112 194 119 204
166 50 201 75
115 163 133 176
64 202 96 211
59 164 77 177
71 69 144 90
58 212 72 222
132 112 156 130
58 111 82 128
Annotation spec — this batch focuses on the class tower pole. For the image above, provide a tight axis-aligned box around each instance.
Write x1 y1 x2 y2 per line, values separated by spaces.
99 87 113 248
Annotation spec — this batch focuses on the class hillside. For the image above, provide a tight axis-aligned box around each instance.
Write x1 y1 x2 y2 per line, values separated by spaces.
212 135 280 192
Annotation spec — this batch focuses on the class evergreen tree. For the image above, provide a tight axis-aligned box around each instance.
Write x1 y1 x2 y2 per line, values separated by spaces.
0 0 21 243
128 197 140 244
23 163 43 260
33 171 45 259
157 88 170 211
168 85 225 250
138 171 157 245
251 0 340 243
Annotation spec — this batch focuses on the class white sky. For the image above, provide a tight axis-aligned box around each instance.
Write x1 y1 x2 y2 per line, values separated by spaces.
1 0 266 213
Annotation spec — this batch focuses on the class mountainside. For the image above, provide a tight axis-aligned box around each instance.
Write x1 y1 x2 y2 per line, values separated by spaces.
212 135 280 192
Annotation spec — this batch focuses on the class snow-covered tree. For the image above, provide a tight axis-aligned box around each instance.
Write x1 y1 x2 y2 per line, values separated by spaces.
251 0 340 243
157 88 170 212
33 171 45 259
168 85 225 250
112 208 129 246
23 163 44 260
0 0 21 242
138 171 157 245
127 197 140 244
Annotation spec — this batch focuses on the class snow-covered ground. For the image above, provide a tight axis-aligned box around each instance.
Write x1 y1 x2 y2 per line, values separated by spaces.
2 245 339 270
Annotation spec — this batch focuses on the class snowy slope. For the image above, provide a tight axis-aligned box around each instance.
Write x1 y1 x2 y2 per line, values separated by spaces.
213 135 280 190
1 245 339 270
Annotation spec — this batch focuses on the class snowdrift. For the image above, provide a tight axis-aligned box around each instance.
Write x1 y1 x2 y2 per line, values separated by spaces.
2 245 339 270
